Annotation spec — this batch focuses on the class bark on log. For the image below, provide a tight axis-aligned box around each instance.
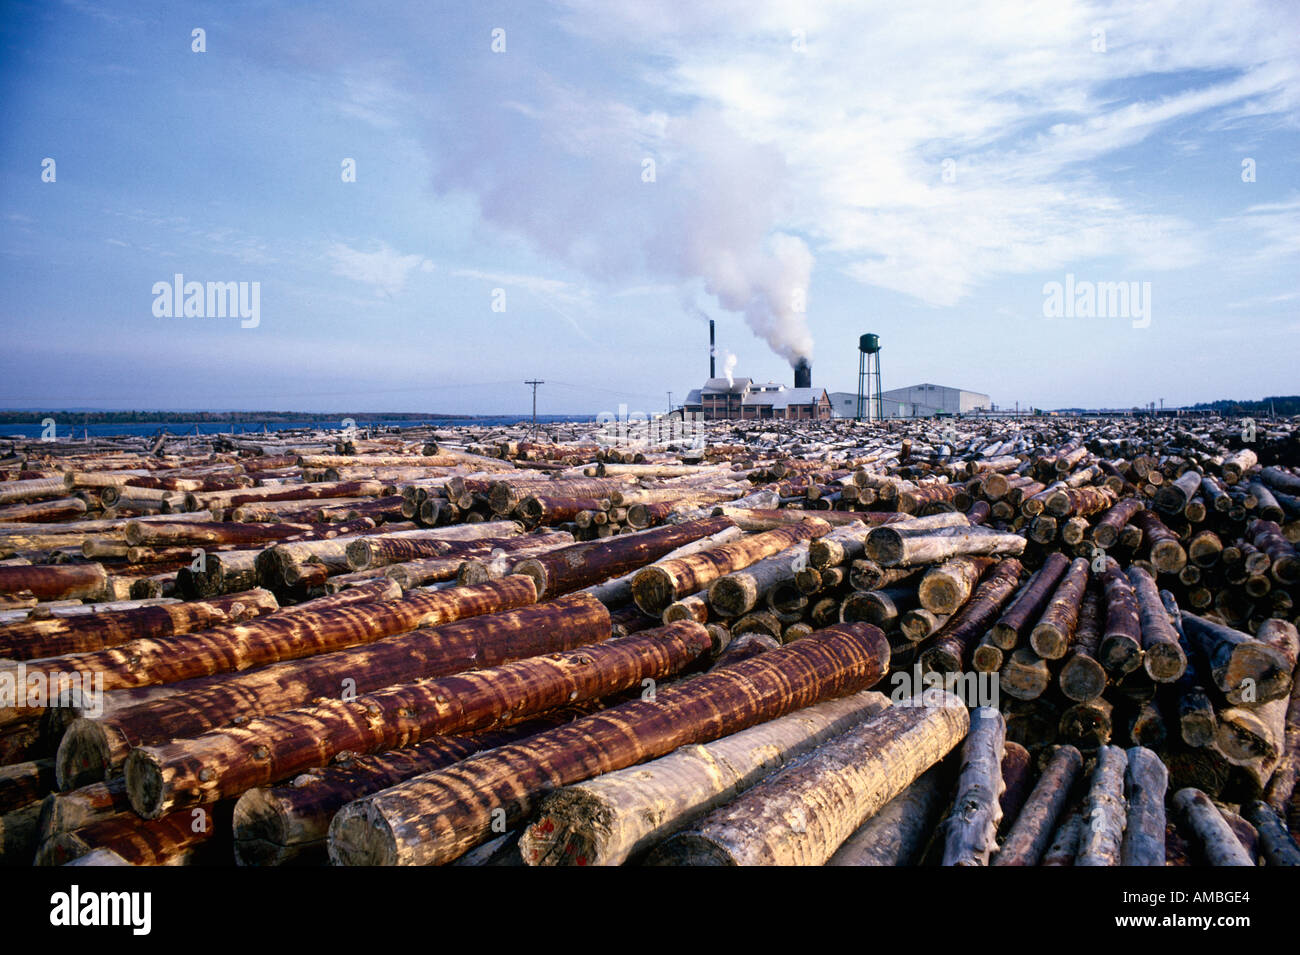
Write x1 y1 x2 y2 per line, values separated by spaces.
999 741 1034 831
125 616 700 818
519 690 891 866
327 622 890 866
1183 611 1293 704
1241 800 1300 866
941 707 1005 866
631 519 830 615
918 556 995 615
1029 557 1090 660
993 745 1083 866
919 559 1023 675
1127 566 1186 681
0 801 41 865
989 552 1070 650
36 804 233 866
1092 498 1145 550
1076 745 1128 866
54 577 545 786
1060 587 1107 701
516 517 734 599
1098 558 1143 676
231 712 585 866
648 691 968 866
1131 508 1187 573
1041 805 1084 866
709 633 779 669
0 563 108 602
0 590 278 660
17 574 529 711
1120 746 1167 866
1172 788 1255 866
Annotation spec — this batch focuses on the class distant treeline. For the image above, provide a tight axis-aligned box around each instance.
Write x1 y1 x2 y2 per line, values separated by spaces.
0 411 473 424
1186 396 1300 415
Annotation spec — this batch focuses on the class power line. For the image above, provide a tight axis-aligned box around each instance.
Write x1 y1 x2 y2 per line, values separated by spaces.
524 380 544 441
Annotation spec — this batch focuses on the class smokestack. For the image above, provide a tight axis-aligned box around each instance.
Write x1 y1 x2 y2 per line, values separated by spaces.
709 320 716 378
794 357 811 389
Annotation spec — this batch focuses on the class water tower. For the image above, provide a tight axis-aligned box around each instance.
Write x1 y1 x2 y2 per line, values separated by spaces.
856 333 883 421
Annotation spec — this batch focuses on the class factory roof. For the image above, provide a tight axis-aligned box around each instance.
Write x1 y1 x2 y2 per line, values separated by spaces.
701 377 752 394
743 387 827 409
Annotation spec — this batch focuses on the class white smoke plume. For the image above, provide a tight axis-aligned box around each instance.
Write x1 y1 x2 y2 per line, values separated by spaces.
424 71 815 366
723 351 738 388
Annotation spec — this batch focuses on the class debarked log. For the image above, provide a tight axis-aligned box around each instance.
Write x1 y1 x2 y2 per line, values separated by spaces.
1121 745 1168 866
825 765 947 866
519 690 891 866
940 707 1005 866
865 525 1025 568
647 691 968 866
1075 744 1127 866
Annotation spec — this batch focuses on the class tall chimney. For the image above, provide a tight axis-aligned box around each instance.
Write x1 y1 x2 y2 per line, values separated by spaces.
709 320 716 378
794 358 811 389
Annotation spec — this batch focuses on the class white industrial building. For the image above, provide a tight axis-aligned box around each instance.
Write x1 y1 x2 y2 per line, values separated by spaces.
829 383 991 419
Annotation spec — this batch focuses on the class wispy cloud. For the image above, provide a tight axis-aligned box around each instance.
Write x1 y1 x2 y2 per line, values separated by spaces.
328 241 434 298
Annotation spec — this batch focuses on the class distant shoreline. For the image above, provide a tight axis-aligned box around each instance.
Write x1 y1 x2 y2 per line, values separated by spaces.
0 411 578 425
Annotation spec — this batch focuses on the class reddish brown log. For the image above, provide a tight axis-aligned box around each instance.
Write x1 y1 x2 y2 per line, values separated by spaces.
989 552 1071 650
1127 566 1186 682
517 517 734 599
1027 557 1090 660
52 578 545 786
232 712 583 865
1092 496 1144 548
327 622 890 866
0 590 279 660
1059 587 1107 701
1131 508 1187 572
631 519 830 614
125 621 707 818
0 563 108 602
1097 557 1143 675
919 559 1023 675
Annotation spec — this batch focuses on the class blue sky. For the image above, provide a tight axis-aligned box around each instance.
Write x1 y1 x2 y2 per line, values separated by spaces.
1 0 1297 415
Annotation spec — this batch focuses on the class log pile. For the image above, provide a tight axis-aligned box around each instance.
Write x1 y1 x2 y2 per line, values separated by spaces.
0 411 1298 866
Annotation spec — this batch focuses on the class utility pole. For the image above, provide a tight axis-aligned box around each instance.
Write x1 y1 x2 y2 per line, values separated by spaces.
524 379 544 441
